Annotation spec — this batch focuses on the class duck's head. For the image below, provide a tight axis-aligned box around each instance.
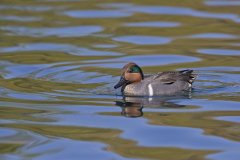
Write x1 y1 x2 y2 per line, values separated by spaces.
114 62 144 91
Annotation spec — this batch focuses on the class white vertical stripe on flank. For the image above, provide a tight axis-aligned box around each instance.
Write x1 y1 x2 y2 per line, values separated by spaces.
148 84 153 96
188 83 192 87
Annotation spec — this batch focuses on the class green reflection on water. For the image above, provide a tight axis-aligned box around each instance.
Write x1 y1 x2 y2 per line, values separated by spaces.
0 0 240 159
1 124 215 160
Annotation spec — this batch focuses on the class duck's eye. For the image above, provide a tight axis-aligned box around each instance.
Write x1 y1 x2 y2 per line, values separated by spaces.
129 66 140 73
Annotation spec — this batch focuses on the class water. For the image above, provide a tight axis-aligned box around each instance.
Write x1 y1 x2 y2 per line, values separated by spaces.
0 0 240 160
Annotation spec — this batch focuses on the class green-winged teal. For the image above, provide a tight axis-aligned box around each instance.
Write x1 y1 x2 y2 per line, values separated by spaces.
114 62 197 96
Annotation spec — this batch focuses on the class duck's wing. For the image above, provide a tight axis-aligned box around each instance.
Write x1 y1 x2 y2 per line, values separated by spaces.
152 70 197 85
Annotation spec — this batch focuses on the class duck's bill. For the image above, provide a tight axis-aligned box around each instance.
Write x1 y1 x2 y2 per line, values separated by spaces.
114 77 128 89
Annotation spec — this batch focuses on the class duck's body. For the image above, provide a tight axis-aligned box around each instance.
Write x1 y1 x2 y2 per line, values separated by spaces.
114 63 197 96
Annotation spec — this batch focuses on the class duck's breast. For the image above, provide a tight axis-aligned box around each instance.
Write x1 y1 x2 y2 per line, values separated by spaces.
124 81 149 96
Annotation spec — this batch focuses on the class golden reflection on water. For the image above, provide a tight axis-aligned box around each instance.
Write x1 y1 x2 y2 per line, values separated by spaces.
0 0 240 159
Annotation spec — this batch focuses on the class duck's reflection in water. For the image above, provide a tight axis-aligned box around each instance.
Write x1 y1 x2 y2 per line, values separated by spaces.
115 95 188 118
116 99 144 118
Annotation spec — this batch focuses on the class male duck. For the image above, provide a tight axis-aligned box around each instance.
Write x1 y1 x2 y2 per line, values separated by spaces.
114 62 197 96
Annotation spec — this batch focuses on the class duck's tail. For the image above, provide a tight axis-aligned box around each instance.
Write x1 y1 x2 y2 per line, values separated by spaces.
180 70 197 84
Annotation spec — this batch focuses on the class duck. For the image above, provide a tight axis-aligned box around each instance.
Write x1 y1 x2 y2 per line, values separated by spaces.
114 62 197 96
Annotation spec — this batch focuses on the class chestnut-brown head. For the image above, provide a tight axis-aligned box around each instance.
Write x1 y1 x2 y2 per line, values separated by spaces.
114 63 144 91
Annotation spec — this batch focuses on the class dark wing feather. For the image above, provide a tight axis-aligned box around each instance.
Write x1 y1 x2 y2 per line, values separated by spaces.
153 70 197 85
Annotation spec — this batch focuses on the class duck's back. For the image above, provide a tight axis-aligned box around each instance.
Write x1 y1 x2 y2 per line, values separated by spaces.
124 70 197 96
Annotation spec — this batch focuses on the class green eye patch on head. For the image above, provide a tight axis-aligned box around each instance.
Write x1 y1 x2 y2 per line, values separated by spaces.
130 66 141 73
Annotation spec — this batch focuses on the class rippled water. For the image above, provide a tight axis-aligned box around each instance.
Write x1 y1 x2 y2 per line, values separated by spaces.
0 0 240 160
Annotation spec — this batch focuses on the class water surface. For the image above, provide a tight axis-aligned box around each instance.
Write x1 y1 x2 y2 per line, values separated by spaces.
0 0 240 160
